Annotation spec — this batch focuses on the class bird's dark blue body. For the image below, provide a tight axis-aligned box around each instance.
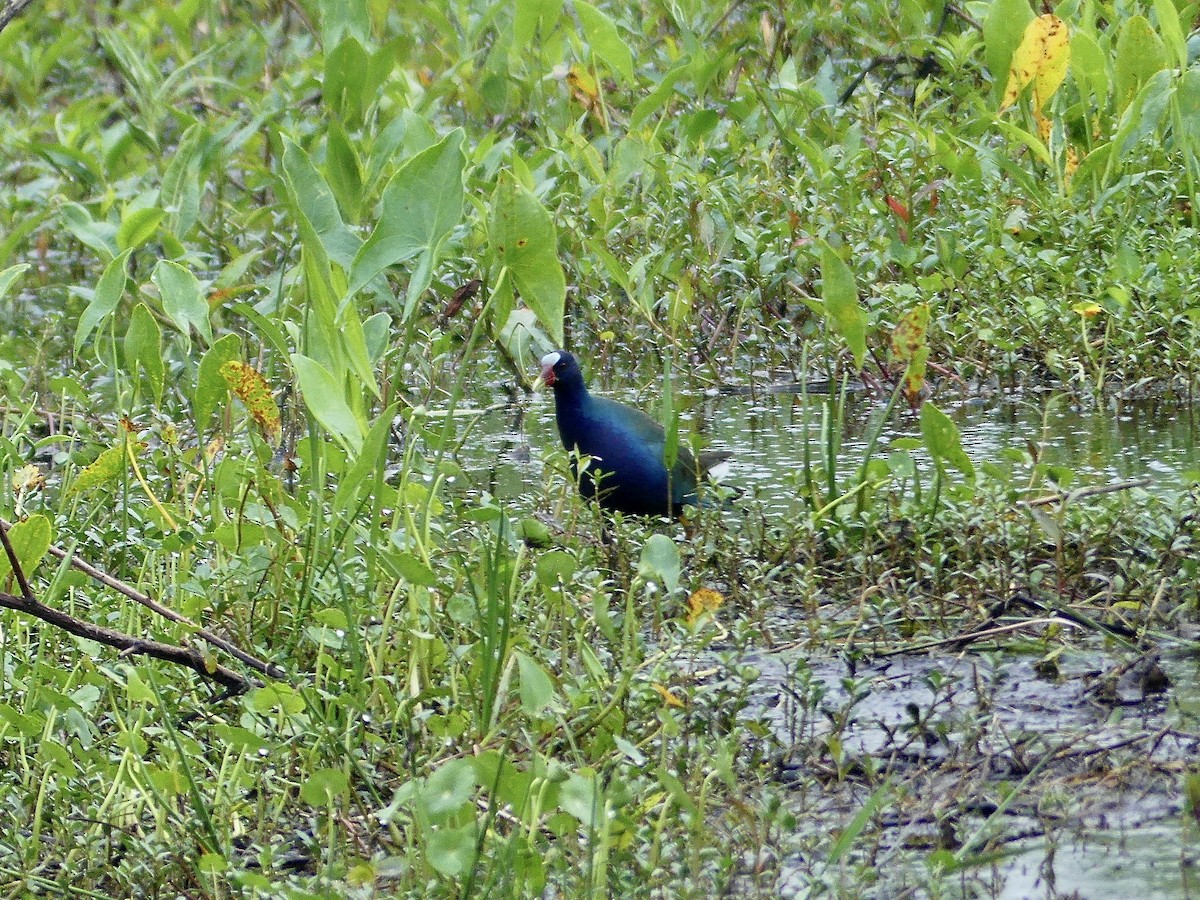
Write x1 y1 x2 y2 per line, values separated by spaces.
540 351 720 516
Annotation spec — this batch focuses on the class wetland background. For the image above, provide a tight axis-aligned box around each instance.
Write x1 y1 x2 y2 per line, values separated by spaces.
1 1 1199 897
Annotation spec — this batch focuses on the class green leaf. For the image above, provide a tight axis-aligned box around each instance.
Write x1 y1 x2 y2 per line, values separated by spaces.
1114 16 1167 112
124 669 157 705
325 118 364 222
0 514 51 582
1153 0 1187 70
333 403 398 515
350 129 466 317
575 1 634 83
983 0 1034 105
116 207 165 252
161 123 207 238
559 771 602 827
424 757 476 820
637 533 680 594
0 264 30 304
489 173 566 346
152 260 213 344
194 333 242 430
299 768 349 806
819 242 867 370
426 823 481 877
514 0 563 46
1069 30 1108 110
920 403 975 481
324 36 370 126
291 353 365 454
281 138 361 270
535 550 576 588
60 202 118 260
516 651 559 715
125 303 165 401
386 550 437 587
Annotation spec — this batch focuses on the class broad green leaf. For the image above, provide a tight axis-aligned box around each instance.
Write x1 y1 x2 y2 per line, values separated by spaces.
124 669 157 705
1113 69 1173 158
920 403 975 481
1177 69 1200 143
384 550 437 587
630 58 690 129
1070 31 1108 110
152 260 213 344
983 0 1034 105
535 549 576 588
516 651 559 715
637 533 680 594
60 202 118 260
325 118 364 222
125 303 164 401
299 768 349 806
161 122 207 238
324 36 370 126
281 139 361 270
424 757 476 820
819 242 867 370
488 173 566 346
1114 16 1167 112
574 1 634 83
291 353 365 453
0 264 29 304
321 0 370 47
559 772 601 827
1153 0 1187 70
116 207 165 252
350 129 466 316
514 0 562 46
0 514 51 582
426 823 481 877
194 334 242 430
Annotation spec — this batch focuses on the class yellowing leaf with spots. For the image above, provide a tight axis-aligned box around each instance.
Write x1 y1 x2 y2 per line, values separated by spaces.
11 464 45 494
1000 15 1071 112
891 304 931 403
220 361 281 444
686 587 725 625
68 444 129 495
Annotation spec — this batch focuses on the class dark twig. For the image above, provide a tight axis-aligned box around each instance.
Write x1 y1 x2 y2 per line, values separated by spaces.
3 518 285 680
0 588 249 691
0 0 37 34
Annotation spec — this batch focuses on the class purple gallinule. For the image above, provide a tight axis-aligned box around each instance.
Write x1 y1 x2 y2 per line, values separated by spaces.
539 350 730 516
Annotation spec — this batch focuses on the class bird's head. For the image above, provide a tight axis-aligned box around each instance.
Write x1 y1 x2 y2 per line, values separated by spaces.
538 350 583 390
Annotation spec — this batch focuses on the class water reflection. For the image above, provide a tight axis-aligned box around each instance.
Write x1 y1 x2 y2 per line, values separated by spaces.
460 385 1198 510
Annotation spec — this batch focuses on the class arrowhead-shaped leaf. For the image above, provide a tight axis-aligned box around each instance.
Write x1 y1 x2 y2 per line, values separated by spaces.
350 129 466 314
819 242 867 370
489 174 565 347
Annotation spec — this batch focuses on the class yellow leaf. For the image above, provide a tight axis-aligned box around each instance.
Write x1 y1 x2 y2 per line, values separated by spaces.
890 304 930 364
1000 15 1071 112
653 683 684 708
11 465 45 494
1071 301 1102 318
220 361 281 443
686 587 725 625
